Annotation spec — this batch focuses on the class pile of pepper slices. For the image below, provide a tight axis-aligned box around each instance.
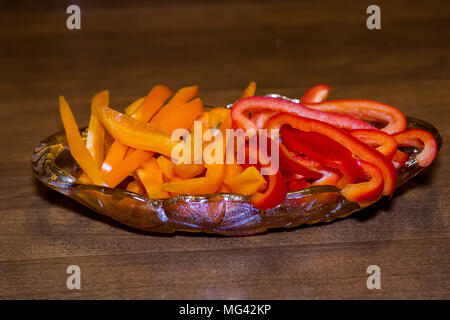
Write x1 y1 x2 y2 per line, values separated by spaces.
59 82 437 210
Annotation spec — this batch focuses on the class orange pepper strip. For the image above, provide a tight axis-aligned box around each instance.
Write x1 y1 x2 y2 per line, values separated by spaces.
241 81 257 99
224 166 266 195
104 149 153 188
86 90 109 168
95 105 179 157
136 158 170 199
150 85 199 132
126 179 146 195
124 97 145 116
156 156 175 181
350 129 398 159
174 163 206 179
101 85 172 173
59 96 106 186
162 164 225 195
209 107 232 133
155 98 204 134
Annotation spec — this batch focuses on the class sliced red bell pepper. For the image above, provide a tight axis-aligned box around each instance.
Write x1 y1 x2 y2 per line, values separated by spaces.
266 113 397 196
249 111 277 129
281 126 366 183
287 179 311 192
393 129 437 167
350 129 398 159
341 161 384 207
392 150 409 169
311 169 342 186
304 100 407 134
279 144 323 180
300 84 330 103
251 170 287 210
231 96 376 131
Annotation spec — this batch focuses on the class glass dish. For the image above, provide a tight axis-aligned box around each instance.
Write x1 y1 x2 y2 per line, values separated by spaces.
31 103 443 236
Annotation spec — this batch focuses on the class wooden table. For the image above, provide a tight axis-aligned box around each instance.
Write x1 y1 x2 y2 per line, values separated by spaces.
0 0 449 299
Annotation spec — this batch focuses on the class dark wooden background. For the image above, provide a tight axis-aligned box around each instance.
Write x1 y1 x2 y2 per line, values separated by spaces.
0 0 449 299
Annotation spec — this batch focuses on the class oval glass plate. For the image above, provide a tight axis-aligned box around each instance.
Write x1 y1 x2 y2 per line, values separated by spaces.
31 109 442 236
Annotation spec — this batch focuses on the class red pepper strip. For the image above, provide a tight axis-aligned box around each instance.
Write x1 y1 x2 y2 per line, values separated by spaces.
281 126 366 183
279 144 323 180
241 136 287 210
350 129 398 159
266 113 397 196
393 129 437 167
300 84 330 103
287 179 311 192
341 161 384 208
231 96 376 131
249 111 277 129
304 100 407 135
311 169 342 186
392 150 409 169
251 170 287 210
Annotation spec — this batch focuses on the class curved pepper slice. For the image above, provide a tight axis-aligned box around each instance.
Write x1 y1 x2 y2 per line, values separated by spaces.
300 84 330 103
231 96 375 131
251 170 287 210
392 150 409 169
281 126 366 183
351 129 398 159
161 164 225 195
95 105 179 157
266 113 397 196
249 111 277 129
393 129 437 167
304 100 407 134
279 144 323 180
341 161 384 207
311 169 342 186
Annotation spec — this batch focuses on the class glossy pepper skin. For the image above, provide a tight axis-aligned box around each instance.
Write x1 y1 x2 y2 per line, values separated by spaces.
266 113 397 197
231 96 376 131
393 129 437 167
251 170 287 210
280 126 366 184
300 84 330 103
304 99 407 135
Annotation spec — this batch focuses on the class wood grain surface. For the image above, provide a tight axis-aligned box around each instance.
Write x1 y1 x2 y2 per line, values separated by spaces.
0 0 449 299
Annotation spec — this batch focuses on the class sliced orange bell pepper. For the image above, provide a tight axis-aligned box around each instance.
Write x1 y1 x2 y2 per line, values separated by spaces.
241 81 257 99
131 85 173 122
86 90 109 168
151 85 199 132
209 107 232 133
156 156 175 181
58 95 106 186
392 150 409 169
162 164 225 195
174 163 206 179
126 179 146 195
155 98 204 134
102 85 171 173
136 158 170 199
95 105 179 157
224 166 266 195
124 97 144 116
103 149 153 188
